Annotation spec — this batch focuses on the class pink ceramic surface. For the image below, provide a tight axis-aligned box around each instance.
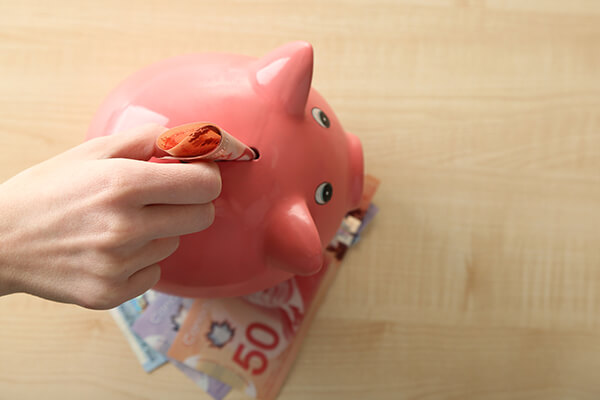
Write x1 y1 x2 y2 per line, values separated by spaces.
87 41 364 298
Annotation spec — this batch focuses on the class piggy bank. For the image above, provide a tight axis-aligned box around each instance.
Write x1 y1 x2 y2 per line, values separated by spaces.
87 41 363 298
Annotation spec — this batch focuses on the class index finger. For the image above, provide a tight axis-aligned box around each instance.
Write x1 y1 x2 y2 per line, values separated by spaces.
111 159 222 205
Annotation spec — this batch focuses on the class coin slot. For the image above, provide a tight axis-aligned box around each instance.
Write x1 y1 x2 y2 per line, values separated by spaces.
250 147 260 160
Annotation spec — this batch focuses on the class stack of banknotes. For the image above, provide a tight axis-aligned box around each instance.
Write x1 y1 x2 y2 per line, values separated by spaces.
110 175 380 400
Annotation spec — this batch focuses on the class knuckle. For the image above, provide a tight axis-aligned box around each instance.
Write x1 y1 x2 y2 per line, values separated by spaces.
147 263 162 282
188 204 215 233
98 213 140 250
199 163 222 201
152 237 180 261
79 136 113 157
202 202 216 228
146 264 162 288
76 279 121 310
100 165 137 203
97 253 127 279
165 236 180 255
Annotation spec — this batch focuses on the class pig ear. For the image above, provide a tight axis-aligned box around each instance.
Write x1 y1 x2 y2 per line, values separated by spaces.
264 199 323 276
251 41 313 117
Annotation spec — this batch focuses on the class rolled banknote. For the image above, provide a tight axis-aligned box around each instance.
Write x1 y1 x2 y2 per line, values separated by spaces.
109 291 167 373
156 122 257 161
131 293 231 400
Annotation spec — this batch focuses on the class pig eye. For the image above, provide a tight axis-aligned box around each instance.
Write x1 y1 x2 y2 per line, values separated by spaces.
311 107 330 128
315 182 333 205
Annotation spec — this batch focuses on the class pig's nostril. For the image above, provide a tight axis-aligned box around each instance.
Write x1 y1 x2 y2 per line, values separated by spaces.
250 147 261 160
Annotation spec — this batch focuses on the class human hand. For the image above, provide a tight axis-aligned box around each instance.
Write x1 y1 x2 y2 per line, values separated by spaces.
0 124 221 309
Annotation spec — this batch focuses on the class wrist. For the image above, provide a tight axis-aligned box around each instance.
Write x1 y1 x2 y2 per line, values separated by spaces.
0 257 20 297
0 240 20 297
0 197 22 297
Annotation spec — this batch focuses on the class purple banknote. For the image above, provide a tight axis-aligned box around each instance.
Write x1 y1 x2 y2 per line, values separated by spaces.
132 293 231 400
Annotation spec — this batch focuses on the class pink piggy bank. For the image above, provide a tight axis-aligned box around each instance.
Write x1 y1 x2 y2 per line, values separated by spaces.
87 41 364 298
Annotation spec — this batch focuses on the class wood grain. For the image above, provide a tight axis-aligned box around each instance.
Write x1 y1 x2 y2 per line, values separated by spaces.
1 0 599 399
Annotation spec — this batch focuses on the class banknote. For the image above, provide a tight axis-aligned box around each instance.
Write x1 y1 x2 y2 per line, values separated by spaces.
356 174 381 218
173 360 232 400
156 122 257 161
131 292 232 400
352 203 379 245
131 293 194 354
167 260 336 399
327 174 380 260
166 174 380 399
109 291 168 372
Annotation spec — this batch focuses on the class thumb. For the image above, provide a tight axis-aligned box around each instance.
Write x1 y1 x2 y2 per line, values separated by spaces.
104 123 170 160
73 124 170 161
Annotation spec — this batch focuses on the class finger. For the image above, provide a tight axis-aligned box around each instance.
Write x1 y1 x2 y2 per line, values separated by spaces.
114 159 222 205
119 236 180 278
118 263 162 304
67 124 170 161
139 203 215 240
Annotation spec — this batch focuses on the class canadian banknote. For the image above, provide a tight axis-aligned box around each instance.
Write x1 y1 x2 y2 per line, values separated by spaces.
132 292 232 399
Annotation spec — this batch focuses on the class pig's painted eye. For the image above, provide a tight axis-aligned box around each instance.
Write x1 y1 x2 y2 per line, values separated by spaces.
311 107 330 128
315 182 333 205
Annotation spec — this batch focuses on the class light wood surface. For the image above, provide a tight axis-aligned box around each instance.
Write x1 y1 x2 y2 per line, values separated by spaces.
1 1 600 399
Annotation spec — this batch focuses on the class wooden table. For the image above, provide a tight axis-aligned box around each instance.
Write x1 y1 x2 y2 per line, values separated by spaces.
1 1 599 399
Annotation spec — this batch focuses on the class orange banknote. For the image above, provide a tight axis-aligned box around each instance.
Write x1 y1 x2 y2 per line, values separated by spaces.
156 122 257 161
167 263 336 399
